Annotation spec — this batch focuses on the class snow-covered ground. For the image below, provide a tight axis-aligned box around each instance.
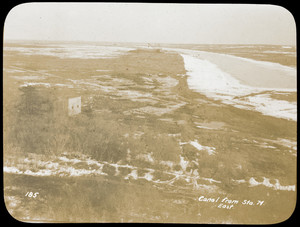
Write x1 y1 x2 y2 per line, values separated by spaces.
4 153 295 192
4 44 135 59
163 48 297 121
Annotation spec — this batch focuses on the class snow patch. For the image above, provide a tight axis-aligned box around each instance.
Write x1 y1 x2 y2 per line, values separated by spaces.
125 169 138 180
179 156 189 171
163 47 296 121
4 45 135 59
249 177 295 191
180 53 296 121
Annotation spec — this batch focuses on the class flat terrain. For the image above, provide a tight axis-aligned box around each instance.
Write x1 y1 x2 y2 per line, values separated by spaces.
3 42 297 223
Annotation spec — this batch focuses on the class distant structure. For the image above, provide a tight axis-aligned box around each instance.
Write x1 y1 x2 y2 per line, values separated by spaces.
68 96 81 116
147 43 154 49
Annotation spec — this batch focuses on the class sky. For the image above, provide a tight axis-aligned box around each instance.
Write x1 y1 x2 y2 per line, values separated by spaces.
3 3 297 45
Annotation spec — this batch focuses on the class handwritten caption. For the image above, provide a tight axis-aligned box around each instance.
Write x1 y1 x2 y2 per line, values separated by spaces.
25 192 39 198
198 195 264 210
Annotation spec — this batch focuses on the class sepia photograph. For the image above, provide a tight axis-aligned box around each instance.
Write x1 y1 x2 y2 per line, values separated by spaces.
3 3 297 224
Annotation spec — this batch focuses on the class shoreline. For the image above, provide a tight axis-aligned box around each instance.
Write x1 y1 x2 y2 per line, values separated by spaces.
164 47 296 90
176 50 297 121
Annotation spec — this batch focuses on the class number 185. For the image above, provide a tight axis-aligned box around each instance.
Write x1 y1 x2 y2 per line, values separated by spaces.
25 192 39 198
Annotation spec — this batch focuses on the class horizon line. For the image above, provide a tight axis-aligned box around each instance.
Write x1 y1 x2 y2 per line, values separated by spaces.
3 39 296 47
